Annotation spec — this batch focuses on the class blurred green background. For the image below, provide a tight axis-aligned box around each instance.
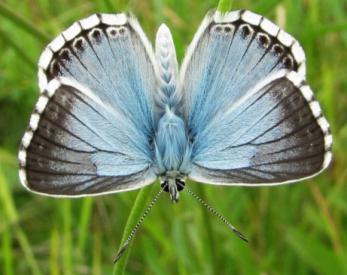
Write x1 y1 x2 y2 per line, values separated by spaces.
0 0 346 274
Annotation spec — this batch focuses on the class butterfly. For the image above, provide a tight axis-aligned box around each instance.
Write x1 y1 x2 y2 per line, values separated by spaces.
18 10 332 207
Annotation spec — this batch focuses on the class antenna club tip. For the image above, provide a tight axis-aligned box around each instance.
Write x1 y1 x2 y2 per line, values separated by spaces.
239 234 249 243
113 241 130 263
232 228 248 242
112 189 163 264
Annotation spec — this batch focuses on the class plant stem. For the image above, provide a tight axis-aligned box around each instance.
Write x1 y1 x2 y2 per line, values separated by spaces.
217 0 233 13
196 185 217 273
113 184 156 275
0 168 42 275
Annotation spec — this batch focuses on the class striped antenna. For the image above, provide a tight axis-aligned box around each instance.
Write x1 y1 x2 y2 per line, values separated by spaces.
113 188 164 263
185 185 248 242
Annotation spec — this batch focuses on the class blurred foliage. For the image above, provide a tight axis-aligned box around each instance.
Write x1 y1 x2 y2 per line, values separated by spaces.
0 0 346 274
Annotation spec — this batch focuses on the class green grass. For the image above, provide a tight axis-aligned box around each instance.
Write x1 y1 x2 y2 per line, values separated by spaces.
1 0 347 274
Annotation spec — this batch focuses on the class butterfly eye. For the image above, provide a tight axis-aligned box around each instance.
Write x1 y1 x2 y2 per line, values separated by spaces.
176 179 185 191
160 180 169 192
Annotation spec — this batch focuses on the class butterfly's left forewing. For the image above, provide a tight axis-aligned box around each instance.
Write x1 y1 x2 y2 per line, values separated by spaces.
19 14 158 196
38 13 157 136
180 10 332 185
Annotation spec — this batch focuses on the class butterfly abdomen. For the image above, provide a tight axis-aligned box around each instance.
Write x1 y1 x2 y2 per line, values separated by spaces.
155 24 181 110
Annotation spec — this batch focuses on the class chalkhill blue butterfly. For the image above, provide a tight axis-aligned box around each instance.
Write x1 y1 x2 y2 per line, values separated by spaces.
18 10 332 262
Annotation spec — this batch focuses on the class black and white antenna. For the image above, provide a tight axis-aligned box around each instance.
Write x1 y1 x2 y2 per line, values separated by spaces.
113 188 164 263
184 185 248 242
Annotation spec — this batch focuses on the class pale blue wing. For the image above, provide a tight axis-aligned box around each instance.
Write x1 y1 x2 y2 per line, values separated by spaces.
37 13 157 137
19 79 156 196
180 10 305 136
180 10 332 185
18 13 158 196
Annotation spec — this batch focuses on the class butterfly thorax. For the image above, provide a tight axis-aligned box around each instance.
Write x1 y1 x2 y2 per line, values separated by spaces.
154 106 190 174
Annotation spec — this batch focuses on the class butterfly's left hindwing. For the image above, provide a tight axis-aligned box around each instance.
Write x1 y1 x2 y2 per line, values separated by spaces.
19 79 157 197
19 14 158 196
180 10 332 185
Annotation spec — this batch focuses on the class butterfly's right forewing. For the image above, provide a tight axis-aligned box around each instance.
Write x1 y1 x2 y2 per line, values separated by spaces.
180 10 332 185
180 10 305 134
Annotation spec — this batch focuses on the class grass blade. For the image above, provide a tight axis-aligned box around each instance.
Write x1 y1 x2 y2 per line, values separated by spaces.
0 29 36 70
287 228 346 275
196 185 217 273
62 200 73 275
50 227 60 275
2 226 13 275
0 167 42 275
77 197 93 257
0 2 49 43
113 184 156 275
217 0 233 12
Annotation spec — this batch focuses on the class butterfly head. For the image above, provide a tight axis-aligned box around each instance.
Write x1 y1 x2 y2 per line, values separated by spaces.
160 171 185 203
